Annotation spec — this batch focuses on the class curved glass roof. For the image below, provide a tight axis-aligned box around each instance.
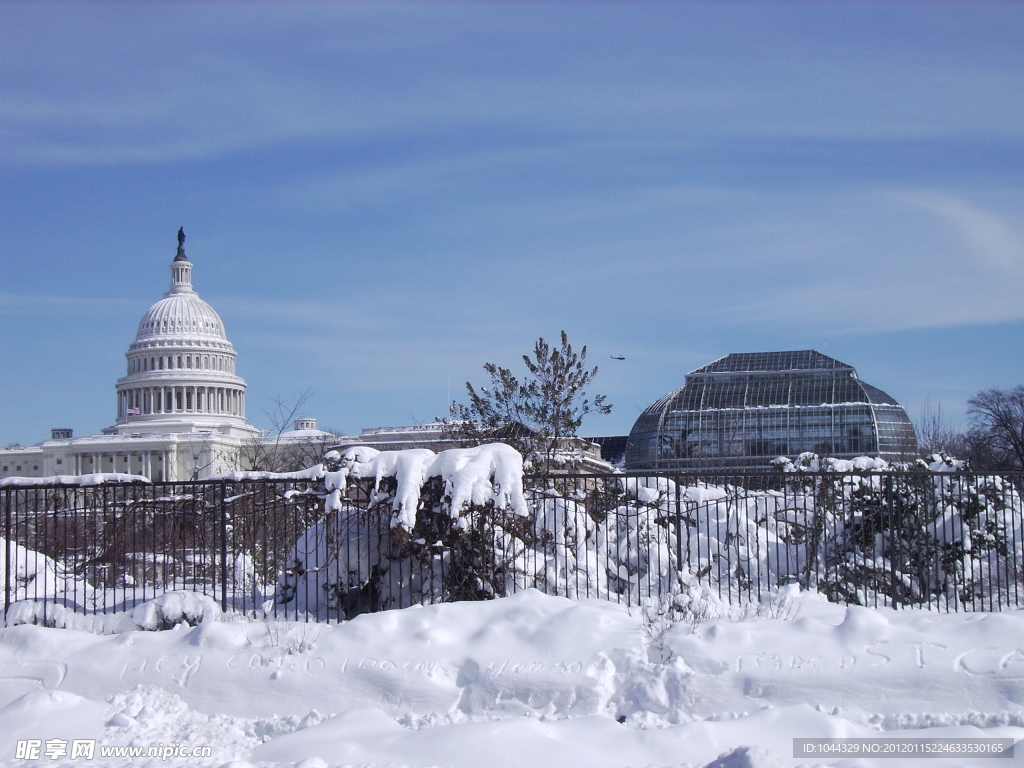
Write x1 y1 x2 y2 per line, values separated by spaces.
625 351 918 470
691 350 850 374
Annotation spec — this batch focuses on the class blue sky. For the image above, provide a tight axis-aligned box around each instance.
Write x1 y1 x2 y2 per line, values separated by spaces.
2 2 1023 444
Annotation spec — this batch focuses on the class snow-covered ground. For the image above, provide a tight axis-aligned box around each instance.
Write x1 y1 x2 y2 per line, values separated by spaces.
1 588 1022 768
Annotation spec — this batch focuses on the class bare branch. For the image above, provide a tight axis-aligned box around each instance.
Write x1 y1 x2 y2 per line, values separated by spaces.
967 386 1024 471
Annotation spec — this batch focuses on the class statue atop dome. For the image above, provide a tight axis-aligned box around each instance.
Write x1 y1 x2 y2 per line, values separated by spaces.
174 227 188 262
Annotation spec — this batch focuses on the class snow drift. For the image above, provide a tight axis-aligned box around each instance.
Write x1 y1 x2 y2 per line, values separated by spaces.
0 589 1023 768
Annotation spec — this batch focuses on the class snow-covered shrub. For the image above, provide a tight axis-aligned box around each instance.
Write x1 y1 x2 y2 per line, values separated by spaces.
3 599 135 631
768 455 1023 607
7 448 1017 623
274 444 530 619
4 591 220 632
0 536 60 598
273 446 1023 617
0 536 94 604
131 590 222 630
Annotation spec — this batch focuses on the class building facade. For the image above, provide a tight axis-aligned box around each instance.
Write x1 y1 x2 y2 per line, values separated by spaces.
625 350 918 470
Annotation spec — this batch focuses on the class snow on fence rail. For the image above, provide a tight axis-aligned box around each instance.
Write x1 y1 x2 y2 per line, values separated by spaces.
2 451 1022 626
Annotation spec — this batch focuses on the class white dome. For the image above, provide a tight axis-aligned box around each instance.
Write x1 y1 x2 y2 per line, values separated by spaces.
135 294 227 342
113 232 251 439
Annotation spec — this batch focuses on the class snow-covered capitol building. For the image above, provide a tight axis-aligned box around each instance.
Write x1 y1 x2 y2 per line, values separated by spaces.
0 232 326 481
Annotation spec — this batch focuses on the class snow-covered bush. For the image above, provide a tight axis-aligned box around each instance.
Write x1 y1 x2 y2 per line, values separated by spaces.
275 444 531 618
273 447 1023 618
768 454 1023 607
131 590 222 630
3 447 1020 623
5 590 221 631
0 535 93 603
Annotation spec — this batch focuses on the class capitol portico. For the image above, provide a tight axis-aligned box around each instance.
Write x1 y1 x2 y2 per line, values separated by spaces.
0 231 319 482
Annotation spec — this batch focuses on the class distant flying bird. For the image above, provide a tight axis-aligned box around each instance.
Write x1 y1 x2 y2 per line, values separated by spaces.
611 355 625 360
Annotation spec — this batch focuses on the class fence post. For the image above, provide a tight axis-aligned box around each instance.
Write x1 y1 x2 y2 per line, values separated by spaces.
884 474 898 610
673 475 682 592
219 481 229 613
3 490 10 625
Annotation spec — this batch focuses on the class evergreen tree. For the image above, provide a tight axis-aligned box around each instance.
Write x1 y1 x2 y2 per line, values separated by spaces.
447 331 612 466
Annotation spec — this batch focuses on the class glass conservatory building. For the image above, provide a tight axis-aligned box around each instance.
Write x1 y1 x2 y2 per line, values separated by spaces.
625 350 918 470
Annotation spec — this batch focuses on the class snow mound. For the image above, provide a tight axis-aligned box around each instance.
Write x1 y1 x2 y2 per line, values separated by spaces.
0 592 1023 767
0 536 97 606
5 591 222 632
4 600 131 632
0 536 61 596
104 686 263 764
131 591 222 630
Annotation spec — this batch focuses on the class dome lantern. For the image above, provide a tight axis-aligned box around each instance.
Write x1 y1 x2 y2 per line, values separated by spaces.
167 227 194 296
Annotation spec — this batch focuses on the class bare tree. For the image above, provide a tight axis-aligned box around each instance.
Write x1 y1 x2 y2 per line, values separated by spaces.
967 386 1024 471
243 389 340 472
182 431 229 480
915 400 970 459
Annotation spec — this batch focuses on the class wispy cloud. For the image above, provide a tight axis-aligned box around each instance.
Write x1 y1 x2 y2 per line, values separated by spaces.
896 191 1024 271
5 5 1024 166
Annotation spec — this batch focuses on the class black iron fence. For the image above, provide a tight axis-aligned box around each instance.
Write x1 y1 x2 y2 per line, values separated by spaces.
2 470 1022 627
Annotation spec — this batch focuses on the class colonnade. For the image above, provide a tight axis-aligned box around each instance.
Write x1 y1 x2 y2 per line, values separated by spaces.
128 352 234 375
118 385 245 419
65 451 165 481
